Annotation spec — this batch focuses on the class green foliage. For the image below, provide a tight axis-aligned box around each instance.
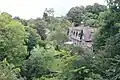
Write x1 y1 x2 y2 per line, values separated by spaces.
13 17 28 26
60 44 85 55
21 47 55 80
93 9 120 51
28 19 47 40
105 33 120 57
1 1 120 80
92 33 120 80
0 13 27 65
85 19 99 27
92 1 120 80
25 26 41 53
43 12 50 23
67 6 86 25
82 12 100 27
47 17 71 48
107 0 120 12
33 77 59 80
86 3 107 14
85 73 103 80
0 12 12 28
91 3 107 14
0 59 23 80
59 52 104 80
67 3 107 26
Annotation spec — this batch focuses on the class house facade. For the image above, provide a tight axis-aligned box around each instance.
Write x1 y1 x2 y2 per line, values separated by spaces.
68 25 96 48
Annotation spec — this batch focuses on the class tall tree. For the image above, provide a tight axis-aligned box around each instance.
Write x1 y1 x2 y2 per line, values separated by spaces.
67 6 86 25
0 12 28 65
0 59 22 80
13 16 28 26
93 1 120 51
21 47 54 80
28 19 47 40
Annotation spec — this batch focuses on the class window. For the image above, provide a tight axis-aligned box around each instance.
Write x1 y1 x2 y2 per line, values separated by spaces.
76 31 78 36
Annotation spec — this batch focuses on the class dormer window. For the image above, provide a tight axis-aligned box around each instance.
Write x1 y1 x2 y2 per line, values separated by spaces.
73 31 75 35
79 30 83 40
76 32 78 36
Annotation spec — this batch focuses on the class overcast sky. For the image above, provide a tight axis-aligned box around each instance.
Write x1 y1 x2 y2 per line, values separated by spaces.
0 0 107 19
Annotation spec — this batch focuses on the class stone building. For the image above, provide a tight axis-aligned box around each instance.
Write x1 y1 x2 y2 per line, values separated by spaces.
68 25 96 48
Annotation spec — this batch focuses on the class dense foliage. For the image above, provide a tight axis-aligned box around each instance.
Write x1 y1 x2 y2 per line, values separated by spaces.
0 0 120 80
67 3 107 27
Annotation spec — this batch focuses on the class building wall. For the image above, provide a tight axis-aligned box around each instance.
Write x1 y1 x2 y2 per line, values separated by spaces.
68 26 95 48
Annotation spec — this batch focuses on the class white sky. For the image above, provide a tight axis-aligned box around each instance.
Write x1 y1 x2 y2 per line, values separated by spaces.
0 0 107 19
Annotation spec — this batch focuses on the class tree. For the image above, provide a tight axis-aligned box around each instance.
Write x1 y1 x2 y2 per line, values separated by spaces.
86 5 93 13
46 18 71 50
83 3 107 27
93 10 120 51
21 47 54 80
59 52 103 80
93 32 120 80
0 12 12 26
92 3 107 14
44 8 54 17
86 3 107 14
107 0 120 12
105 33 120 57
24 26 44 59
0 13 28 65
93 1 120 79
13 17 28 26
28 19 47 40
67 6 86 25
43 12 50 23
66 3 106 27
85 19 99 27
0 59 23 80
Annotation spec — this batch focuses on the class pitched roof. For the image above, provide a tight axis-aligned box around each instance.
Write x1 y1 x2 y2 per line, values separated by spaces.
69 26 96 42
83 27 92 42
